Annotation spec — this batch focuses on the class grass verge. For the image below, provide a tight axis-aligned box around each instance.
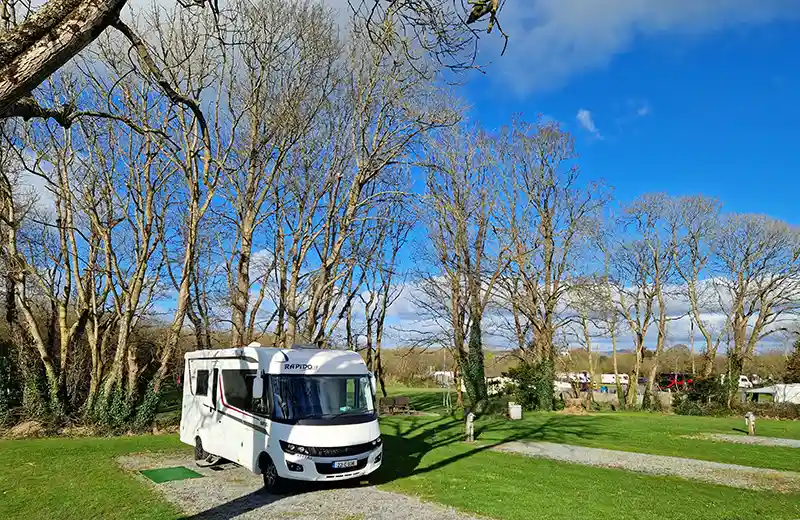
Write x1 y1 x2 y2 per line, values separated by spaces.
0 435 182 520
377 416 800 520
385 387 800 471
1 413 799 520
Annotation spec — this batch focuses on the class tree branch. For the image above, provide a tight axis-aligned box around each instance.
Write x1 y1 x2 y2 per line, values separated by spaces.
0 94 169 136
111 18 209 143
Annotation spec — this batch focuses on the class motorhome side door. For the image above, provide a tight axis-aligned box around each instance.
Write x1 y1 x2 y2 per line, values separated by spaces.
199 366 221 456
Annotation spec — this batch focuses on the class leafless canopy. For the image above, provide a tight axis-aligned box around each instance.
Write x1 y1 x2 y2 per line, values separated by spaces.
347 0 508 72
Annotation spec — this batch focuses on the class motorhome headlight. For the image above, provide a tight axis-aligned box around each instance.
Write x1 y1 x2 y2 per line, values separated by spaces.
280 440 309 455
371 437 382 447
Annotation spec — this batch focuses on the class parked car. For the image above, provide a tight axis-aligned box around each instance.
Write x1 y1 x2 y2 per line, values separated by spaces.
657 372 693 390
721 374 753 389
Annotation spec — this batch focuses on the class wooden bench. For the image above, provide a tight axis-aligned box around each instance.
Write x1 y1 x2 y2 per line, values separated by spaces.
379 396 413 415
379 396 396 414
394 396 411 414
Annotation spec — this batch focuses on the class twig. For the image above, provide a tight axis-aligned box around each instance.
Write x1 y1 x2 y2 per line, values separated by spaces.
111 18 210 144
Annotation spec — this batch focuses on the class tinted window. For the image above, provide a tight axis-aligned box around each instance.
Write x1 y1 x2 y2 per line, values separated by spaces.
221 370 268 417
271 375 375 421
196 369 209 396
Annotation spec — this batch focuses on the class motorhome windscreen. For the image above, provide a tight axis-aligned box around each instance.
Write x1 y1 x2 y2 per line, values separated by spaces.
270 375 375 422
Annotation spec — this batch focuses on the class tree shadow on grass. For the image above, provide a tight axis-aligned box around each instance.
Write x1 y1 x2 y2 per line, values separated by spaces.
181 414 604 519
370 414 606 485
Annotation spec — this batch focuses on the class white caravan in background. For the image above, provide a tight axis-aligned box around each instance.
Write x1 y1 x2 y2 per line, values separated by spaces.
600 374 630 386
179 344 382 492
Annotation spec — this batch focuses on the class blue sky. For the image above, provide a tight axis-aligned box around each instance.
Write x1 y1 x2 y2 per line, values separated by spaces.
458 3 800 224
379 3 800 352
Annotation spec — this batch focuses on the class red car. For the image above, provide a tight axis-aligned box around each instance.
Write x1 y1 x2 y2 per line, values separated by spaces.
658 372 693 390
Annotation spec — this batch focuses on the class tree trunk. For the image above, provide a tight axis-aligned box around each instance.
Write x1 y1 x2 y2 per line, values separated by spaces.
465 317 487 411
101 312 132 405
0 0 128 116
230 220 254 347
583 316 596 408
454 361 464 408
627 336 643 408
611 322 625 409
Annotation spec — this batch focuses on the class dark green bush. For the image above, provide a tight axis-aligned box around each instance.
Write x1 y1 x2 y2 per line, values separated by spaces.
504 360 555 411
482 395 514 417
673 376 800 419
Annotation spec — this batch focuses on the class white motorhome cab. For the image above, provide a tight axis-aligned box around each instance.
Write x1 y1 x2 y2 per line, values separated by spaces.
179 345 382 492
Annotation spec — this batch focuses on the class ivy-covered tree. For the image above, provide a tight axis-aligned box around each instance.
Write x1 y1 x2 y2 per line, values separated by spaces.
785 339 800 384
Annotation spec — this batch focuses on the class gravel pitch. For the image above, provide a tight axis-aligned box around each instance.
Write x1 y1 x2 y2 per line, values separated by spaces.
118 453 483 520
686 433 800 448
493 441 800 493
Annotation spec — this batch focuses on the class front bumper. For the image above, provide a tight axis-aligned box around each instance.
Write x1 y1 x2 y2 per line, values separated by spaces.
276 445 383 481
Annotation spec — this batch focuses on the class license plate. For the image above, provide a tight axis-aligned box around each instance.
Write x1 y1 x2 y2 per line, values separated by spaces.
333 459 358 469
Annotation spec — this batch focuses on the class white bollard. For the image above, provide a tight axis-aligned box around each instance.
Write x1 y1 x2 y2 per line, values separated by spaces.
466 412 475 442
744 411 756 436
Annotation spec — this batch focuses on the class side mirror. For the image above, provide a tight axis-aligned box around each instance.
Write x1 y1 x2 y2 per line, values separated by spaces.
369 372 377 395
252 376 264 399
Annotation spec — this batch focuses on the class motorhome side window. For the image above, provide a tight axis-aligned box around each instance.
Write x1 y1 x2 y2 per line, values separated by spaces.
196 369 209 396
221 370 268 417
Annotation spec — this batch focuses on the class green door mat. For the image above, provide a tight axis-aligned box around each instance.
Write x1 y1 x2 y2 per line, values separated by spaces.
140 466 203 484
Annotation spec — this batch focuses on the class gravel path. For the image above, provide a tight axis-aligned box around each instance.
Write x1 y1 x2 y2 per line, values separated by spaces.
492 441 800 493
685 433 800 448
118 453 483 520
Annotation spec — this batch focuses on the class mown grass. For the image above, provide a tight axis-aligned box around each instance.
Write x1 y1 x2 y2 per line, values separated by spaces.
385 387 800 471
0 435 183 520
377 417 800 520
1 407 799 520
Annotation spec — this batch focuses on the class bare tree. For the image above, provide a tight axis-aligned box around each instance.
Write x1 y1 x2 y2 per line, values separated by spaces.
669 195 723 377
498 118 609 374
359 201 413 396
271 24 454 349
610 194 677 409
423 123 504 411
567 275 604 406
712 213 800 404
212 0 340 347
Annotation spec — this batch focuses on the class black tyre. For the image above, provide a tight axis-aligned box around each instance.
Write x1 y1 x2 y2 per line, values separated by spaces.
194 437 207 463
260 455 285 494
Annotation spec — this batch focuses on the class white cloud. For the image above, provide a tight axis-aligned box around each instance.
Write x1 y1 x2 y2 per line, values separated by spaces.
576 108 600 137
483 0 800 94
637 105 650 117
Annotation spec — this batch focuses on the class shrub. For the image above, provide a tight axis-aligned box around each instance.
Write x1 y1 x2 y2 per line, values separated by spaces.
785 339 800 384
673 378 800 419
479 395 514 417
504 359 555 411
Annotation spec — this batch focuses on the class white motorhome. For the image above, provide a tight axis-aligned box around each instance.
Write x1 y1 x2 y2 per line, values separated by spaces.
720 374 754 389
600 374 630 386
179 345 382 492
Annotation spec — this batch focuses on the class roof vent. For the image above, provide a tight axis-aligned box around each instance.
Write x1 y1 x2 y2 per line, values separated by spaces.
248 341 262 347
292 343 320 350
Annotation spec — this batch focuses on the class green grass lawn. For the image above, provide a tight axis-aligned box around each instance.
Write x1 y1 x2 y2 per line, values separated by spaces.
0 435 183 520
386 387 800 471
1 411 799 520
378 417 800 520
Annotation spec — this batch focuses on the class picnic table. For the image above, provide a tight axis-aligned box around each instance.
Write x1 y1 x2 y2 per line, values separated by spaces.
379 396 413 415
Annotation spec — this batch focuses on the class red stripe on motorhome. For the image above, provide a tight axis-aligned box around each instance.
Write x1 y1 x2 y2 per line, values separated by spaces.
218 376 257 419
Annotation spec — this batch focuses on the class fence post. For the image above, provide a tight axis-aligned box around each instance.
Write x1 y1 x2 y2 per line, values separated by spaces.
466 412 475 442
744 412 756 436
